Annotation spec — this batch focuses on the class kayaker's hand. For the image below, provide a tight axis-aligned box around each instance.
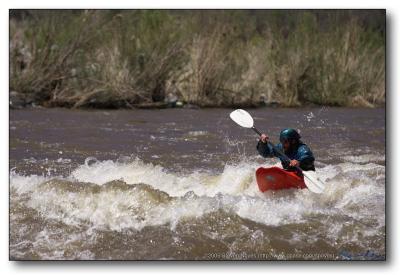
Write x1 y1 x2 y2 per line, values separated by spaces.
289 160 300 167
260 134 269 143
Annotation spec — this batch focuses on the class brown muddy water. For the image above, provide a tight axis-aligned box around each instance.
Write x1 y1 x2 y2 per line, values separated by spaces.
9 107 385 260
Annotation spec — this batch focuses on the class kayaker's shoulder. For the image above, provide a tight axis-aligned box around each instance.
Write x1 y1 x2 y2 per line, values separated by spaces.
298 143 313 153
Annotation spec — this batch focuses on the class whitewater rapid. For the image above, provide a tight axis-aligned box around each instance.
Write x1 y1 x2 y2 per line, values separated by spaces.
10 153 385 259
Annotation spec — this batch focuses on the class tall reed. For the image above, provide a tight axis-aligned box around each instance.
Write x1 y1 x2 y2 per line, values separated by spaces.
10 10 385 108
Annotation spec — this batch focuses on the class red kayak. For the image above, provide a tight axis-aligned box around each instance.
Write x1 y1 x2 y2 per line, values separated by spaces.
255 167 307 192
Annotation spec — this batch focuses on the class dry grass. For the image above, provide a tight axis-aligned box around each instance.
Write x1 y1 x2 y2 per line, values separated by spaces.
10 10 385 108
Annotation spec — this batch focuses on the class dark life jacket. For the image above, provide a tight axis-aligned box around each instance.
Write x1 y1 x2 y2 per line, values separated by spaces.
256 140 315 171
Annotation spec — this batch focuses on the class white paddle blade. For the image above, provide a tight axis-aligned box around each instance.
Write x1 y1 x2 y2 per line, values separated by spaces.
303 171 325 194
230 109 254 128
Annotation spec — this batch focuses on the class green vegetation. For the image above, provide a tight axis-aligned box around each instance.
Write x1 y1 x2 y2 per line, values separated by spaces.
10 10 385 108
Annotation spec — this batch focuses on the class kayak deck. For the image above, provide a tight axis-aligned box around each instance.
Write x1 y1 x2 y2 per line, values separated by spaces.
256 167 307 192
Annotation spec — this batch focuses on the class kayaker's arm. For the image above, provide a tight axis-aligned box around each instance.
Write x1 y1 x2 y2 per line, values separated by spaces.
257 140 273 157
256 140 281 158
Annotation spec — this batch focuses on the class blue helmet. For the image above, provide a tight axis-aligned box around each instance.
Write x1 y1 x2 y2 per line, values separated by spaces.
279 128 301 142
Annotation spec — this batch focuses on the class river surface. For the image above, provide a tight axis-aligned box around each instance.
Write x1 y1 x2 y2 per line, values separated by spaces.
9 107 385 260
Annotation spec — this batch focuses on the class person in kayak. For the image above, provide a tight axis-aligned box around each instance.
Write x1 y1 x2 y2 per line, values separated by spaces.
257 128 315 171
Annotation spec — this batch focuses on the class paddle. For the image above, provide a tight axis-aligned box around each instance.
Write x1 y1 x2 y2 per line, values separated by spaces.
229 109 325 194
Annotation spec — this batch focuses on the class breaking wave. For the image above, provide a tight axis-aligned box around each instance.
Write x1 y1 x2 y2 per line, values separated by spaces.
10 155 385 237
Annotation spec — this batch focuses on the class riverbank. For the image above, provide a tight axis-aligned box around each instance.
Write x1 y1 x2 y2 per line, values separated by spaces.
9 90 380 110
10 10 385 109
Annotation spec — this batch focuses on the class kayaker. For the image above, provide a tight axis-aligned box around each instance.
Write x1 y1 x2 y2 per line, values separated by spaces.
257 128 315 171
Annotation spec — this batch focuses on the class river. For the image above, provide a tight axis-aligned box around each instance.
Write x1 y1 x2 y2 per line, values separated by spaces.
9 107 385 260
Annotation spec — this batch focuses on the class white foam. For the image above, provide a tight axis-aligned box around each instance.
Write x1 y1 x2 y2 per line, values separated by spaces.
10 155 385 233
10 171 49 195
70 157 274 198
341 154 385 164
